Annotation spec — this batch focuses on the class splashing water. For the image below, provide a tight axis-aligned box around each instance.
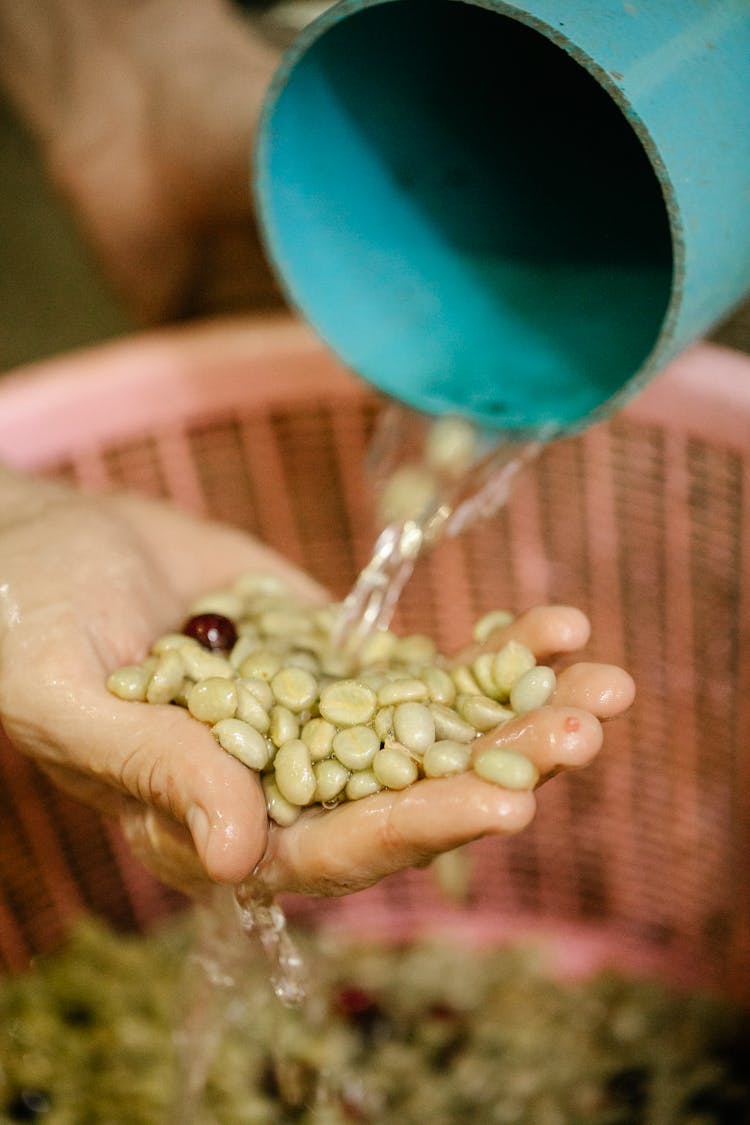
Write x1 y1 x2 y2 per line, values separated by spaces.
169 399 550 1120
331 401 548 665
233 883 307 1009
172 885 313 1124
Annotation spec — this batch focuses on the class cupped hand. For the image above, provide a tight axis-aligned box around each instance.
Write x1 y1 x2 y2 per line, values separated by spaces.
248 605 634 898
0 466 323 887
0 467 634 899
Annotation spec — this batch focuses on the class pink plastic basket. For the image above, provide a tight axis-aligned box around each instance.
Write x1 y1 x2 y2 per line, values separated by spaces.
0 315 748 1003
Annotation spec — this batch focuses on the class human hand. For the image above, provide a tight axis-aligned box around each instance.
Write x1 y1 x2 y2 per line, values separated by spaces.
0 466 634 899
247 606 634 898
115 591 633 900
0 466 324 889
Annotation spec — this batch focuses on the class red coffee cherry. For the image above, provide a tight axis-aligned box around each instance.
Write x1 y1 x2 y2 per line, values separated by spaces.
182 613 238 652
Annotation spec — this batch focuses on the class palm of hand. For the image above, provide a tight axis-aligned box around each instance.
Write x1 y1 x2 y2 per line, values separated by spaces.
0 479 634 900
0 481 318 881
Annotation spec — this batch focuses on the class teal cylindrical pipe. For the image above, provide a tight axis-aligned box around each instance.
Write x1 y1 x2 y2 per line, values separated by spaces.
255 0 750 438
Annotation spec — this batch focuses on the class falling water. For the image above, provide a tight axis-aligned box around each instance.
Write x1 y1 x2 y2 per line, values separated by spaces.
331 400 547 665
171 885 317 1125
170 398 549 1120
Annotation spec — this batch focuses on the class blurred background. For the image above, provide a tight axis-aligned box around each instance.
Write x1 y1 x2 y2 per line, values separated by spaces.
1 0 748 373
0 2 748 1016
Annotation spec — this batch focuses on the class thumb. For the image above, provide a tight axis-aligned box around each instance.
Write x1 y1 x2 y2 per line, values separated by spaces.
50 692 270 886
113 703 269 885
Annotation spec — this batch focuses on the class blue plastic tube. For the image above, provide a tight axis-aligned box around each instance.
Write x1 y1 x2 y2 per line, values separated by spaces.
255 0 750 437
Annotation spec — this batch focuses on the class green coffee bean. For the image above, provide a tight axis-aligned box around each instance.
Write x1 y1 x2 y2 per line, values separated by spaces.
378 464 437 524
182 645 234 682
229 633 260 669
420 666 456 705
492 641 536 700
471 653 500 699
319 680 377 726
273 739 316 806
237 675 274 713
393 702 435 753
187 677 238 723
393 634 437 666
259 609 314 639
458 693 515 733
332 725 380 770
373 705 395 741
146 651 184 705
262 775 302 826
212 719 272 770
235 683 271 733
269 705 300 747
107 665 152 702
372 747 418 790
429 703 476 744
238 649 283 682
232 572 289 601
151 632 192 655
313 758 350 803
510 666 557 713
423 740 472 778
301 717 336 761
377 678 429 706
424 414 477 475
358 629 398 665
472 608 514 644
284 649 321 675
358 669 389 692
473 748 539 790
451 665 482 695
345 769 383 801
270 666 318 712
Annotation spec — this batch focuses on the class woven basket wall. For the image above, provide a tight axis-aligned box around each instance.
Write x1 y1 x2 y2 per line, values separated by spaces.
0 316 747 1003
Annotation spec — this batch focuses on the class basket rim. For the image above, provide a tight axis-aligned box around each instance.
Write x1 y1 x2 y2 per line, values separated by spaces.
0 313 749 470
0 315 365 471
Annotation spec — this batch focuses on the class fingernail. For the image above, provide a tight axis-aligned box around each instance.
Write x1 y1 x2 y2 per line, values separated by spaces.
187 804 211 859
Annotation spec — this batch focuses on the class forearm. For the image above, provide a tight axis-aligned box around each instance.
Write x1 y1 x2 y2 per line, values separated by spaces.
0 0 277 178
0 0 281 321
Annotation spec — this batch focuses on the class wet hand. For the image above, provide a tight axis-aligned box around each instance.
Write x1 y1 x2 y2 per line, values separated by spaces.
0 468 324 888
0 468 633 899
248 606 633 897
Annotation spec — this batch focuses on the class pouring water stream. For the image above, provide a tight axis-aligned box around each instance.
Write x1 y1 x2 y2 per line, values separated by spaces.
170 400 547 1121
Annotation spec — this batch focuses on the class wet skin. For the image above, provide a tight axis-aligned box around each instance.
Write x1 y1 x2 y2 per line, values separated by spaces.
0 465 634 899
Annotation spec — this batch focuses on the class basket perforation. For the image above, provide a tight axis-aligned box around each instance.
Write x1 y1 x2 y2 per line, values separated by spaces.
101 436 170 500
0 330 747 997
606 422 674 934
326 400 381 578
188 419 261 532
264 403 367 593
536 436 593 618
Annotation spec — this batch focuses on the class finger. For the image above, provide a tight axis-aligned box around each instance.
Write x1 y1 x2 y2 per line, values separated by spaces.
454 605 591 664
120 804 216 900
472 706 603 779
552 662 636 719
253 776 537 898
37 766 212 899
